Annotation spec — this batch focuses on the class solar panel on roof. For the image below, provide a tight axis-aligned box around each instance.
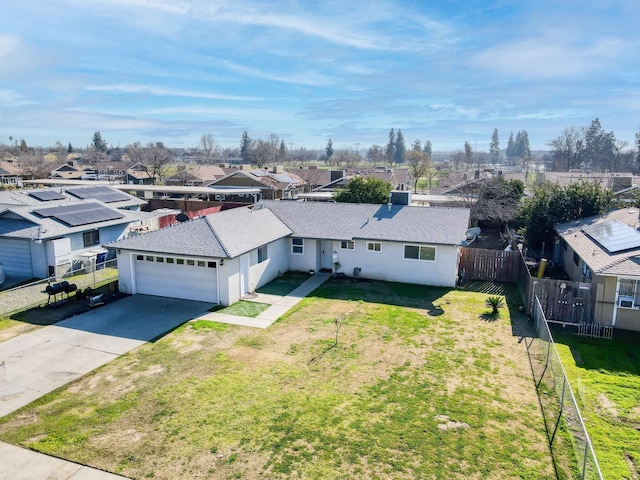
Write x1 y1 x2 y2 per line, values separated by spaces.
29 190 66 202
583 220 640 253
67 186 130 203
32 202 124 226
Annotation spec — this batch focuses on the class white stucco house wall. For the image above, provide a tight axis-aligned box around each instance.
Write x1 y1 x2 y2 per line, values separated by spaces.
107 200 470 306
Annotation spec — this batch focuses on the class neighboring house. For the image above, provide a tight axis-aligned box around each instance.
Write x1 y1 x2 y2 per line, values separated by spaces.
84 161 131 182
209 166 306 200
0 187 154 279
555 207 640 331
0 161 23 187
303 166 409 193
107 199 470 306
50 162 85 180
125 162 156 185
165 165 227 186
545 171 637 194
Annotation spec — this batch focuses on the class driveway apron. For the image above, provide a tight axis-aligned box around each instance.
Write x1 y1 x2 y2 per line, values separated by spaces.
0 294 211 417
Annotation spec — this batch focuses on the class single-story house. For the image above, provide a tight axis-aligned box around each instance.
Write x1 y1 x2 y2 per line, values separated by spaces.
49 162 85 180
107 199 471 305
208 166 306 200
0 161 23 187
0 187 155 279
556 207 640 331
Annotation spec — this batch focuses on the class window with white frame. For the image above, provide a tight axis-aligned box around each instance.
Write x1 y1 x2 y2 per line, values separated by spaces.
292 238 303 254
258 245 268 263
404 244 436 261
618 279 640 308
340 240 355 250
367 242 382 252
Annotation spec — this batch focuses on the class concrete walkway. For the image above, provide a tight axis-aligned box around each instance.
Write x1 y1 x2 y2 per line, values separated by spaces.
0 442 128 480
196 272 331 328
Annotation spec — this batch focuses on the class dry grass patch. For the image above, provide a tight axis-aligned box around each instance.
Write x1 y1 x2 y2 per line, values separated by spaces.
0 280 553 479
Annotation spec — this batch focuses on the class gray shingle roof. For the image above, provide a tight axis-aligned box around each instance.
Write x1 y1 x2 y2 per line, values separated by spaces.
108 201 470 259
264 201 470 245
107 206 292 258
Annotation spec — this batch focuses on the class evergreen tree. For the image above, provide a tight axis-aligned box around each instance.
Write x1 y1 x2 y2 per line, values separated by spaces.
464 141 473 167
394 129 406 164
423 140 432 158
386 128 395 166
92 131 107 152
67 142 73 153
519 180 612 248
325 138 334 162
584 118 616 171
515 130 531 160
240 130 252 163
489 128 500 165
506 131 516 163
411 139 421 153
334 176 392 204
278 139 287 163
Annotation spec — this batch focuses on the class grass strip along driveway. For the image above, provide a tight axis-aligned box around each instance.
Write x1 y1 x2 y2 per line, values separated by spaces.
0 279 554 479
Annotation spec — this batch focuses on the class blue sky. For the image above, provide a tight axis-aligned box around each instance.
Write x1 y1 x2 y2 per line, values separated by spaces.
1 0 639 152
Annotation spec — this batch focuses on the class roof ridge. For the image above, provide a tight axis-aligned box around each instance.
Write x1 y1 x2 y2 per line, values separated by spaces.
203 215 231 257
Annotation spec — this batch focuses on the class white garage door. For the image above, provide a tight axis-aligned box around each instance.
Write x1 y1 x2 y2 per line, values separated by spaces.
135 255 218 303
0 239 33 277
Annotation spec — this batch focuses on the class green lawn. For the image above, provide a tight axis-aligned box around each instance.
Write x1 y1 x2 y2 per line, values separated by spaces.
552 329 640 479
0 280 555 479
255 271 311 296
213 300 270 317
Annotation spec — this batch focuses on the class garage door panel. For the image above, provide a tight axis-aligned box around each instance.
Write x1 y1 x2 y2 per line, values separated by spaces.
0 239 33 276
135 258 217 303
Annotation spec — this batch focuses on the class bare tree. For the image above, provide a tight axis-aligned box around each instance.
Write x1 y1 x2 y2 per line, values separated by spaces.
140 142 173 183
20 153 52 180
174 165 199 185
406 150 428 192
252 139 272 168
197 133 220 164
548 127 585 171
470 177 524 225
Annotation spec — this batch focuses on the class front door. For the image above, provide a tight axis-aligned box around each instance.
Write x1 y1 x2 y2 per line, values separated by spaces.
320 240 333 271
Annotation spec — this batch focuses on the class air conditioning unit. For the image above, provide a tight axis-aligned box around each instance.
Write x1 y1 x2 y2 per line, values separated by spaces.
619 296 634 308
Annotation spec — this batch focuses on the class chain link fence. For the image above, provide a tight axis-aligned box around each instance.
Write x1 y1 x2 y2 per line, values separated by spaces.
0 258 118 316
529 296 603 480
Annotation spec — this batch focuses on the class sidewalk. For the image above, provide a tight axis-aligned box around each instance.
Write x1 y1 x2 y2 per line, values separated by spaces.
196 272 331 328
0 442 128 480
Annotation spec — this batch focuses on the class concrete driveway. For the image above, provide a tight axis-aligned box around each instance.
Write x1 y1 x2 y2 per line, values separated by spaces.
0 294 211 418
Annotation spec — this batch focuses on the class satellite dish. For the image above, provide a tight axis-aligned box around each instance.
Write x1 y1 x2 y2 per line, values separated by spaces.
465 227 482 239
176 213 189 223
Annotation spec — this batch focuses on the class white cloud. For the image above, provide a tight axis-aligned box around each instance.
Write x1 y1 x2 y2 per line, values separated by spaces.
472 30 625 78
215 59 334 87
85 84 260 101
0 34 22 59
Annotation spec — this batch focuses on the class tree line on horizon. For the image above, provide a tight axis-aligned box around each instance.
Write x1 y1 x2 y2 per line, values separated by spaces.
3 118 640 178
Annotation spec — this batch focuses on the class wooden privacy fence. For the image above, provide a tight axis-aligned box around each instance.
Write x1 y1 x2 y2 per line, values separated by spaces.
458 247 593 324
